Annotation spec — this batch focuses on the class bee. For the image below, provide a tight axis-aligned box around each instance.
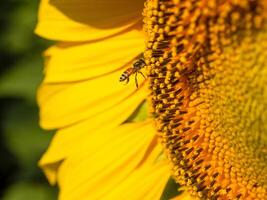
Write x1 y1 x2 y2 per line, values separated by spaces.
119 55 146 88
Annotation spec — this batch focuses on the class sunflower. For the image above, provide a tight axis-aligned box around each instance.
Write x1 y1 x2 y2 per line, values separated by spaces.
36 0 267 200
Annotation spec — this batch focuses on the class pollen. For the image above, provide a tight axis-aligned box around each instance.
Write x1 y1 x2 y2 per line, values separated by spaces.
143 0 267 199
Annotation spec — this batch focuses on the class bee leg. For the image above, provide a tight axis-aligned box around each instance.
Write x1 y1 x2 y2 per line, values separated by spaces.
135 73 138 88
125 77 129 85
139 71 146 79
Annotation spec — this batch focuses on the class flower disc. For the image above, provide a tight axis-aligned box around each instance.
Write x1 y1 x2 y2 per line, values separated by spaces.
144 0 267 199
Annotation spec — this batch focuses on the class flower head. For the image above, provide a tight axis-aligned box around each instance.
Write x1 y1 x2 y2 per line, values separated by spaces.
144 0 267 199
36 0 267 199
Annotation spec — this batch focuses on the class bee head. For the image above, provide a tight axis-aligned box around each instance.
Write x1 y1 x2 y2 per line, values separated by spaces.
133 59 146 69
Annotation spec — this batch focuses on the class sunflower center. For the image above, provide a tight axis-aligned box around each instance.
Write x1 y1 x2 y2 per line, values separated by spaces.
143 0 267 199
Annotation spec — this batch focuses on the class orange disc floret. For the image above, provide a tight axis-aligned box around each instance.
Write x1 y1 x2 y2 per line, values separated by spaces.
143 0 267 199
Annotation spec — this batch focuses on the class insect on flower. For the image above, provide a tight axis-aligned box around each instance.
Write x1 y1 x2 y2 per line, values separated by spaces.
119 54 146 88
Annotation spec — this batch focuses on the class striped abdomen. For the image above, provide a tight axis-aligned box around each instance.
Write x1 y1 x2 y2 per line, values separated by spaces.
119 68 135 82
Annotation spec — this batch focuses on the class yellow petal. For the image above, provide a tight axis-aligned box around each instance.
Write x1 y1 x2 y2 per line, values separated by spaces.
38 76 147 129
39 121 168 199
40 121 154 185
39 94 147 168
43 29 144 83
102 162 170 200
35 0 144 41
38 29 146 129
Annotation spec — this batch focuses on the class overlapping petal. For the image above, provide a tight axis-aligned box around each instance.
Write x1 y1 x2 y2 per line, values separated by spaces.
42 29 144 83
38 74 147 129
102 161 170 200
40 120 171 199
39 96 148 183
38 29 146 129
35 0 144 41
38 27 150 185
36 0 173 199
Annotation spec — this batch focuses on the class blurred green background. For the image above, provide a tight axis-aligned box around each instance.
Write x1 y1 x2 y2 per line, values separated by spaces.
0 1 57 199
